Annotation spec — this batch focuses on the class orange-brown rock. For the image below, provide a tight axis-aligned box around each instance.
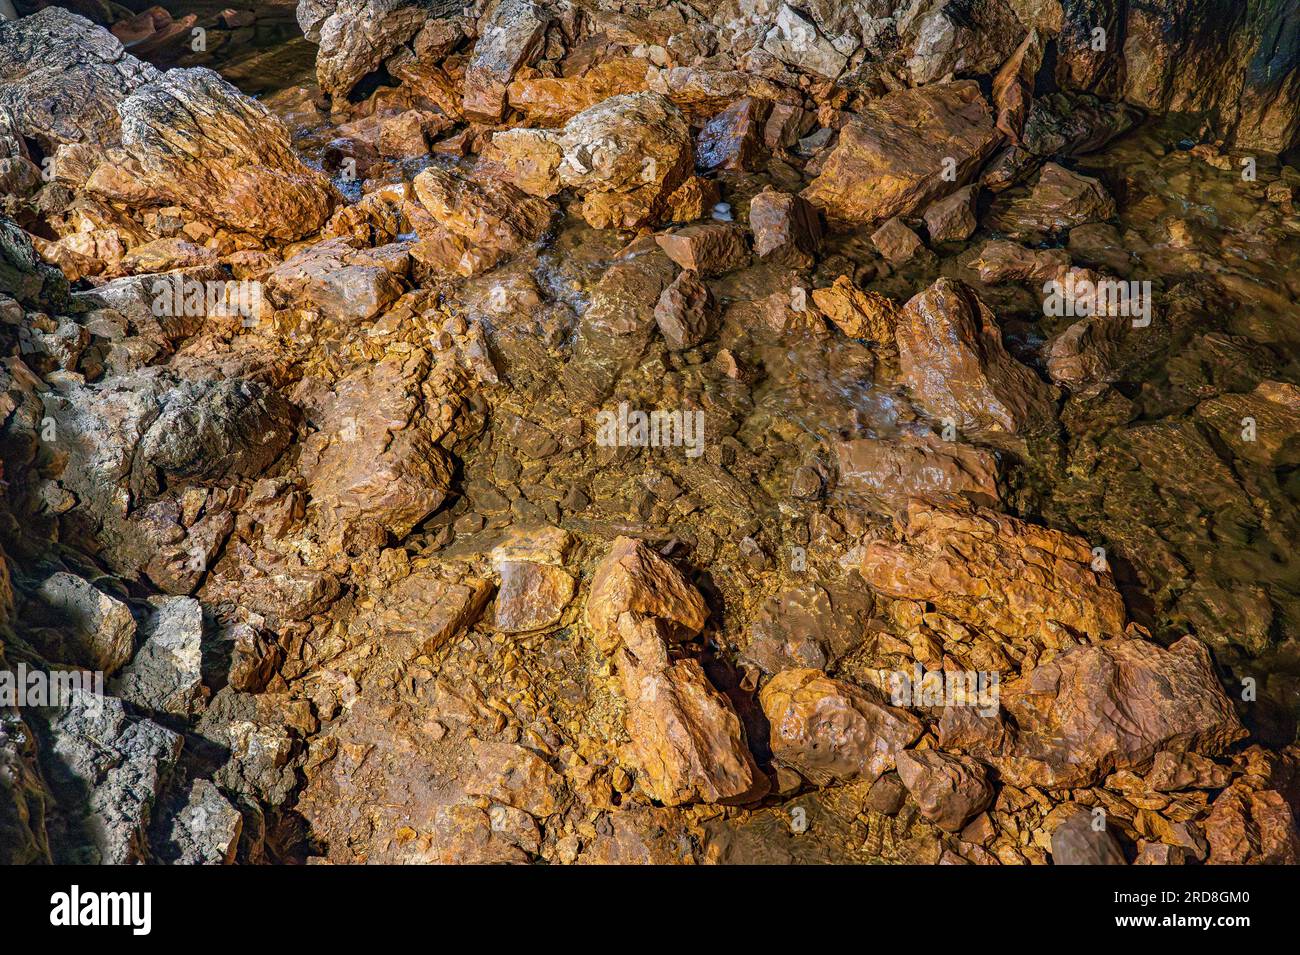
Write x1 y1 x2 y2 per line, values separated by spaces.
970 239 1070 284
759 668 922 786
584 536 707 654
811 275 898 343
895 278 1056 449
696 98 772 172
860 498 1127 647
749 187 822 268
991 30 1044 142
1205 786 1300 864
923 185 978 244
871 217 924 265
992 637 1247 790
507 56 649 126
835 434 999 512
655 222 749 276
802 82 1001 229
1195 381 1300 467
989 163 1116 240
895 750 994 832
266 238 406 324
462 0 549 121
654 270 716 351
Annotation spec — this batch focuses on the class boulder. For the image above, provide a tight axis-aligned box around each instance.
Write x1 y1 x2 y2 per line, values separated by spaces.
313 0 437 99
111 596 206 717
749 188 822 268
35 572 137 675
871 217 924 265
803 82 1000 229
989 163 1116 239
895 750 994 832
159 779 242 865
654 269 717 350
507 56 648 126
923 185 978 243
463 0 549 121
584 536 707 655
655 222 749 276
267 238 406 323
834 434 999 512
1205 786 1300 864
811 276 899 342
696 97 772 172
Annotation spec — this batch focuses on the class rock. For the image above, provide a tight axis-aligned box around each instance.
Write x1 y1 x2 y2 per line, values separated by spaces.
36 572 137 676
1051 809 1127 865
871 217 924 265
463 0 549 121
584 536 707 655
490 532 575 634
762 5 849 80
802 82 1000 229
619 654 765 806
1195 381 1300 467
654 269 716 350
0 704 49 864
990 163 1116 240
861 498 1127 648
992 29 1044 142
411 165 553 277
895 750 994 832
0 8 159 152
1123 0 1300 153
89 68 339 241
811 276 898 342
1144 750 1232 791
1205 786 1300 864
35 688 181 864
507 56 648 126
923 185 978 243
1044 311 1130 392
696 98 772 172
464 740 565 818
160 779 242 864
896 278 1056 450
111 597 206 717
993 637 1247 790
313 0 434 99
655 222 749 276
749 187 822 268
834 434 999 513
364 566 492 658
267 238 406 323
759 668 922 786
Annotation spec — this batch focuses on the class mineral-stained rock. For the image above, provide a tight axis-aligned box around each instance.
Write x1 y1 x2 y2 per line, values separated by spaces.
696 98 772 172
619 652 765 806
923 185 978 244
989 163 1116 240
584 536 707 654
1050 809 1127 865
1144 750 1232 791
749 187 822 268
1044 312 1130 392
811 275 898 342
654 269 717 350
895 278 1056 450
834 434 999 512
1195 381 1300 467
492 546 574 633
895 750 993 832
35 688 181 864
0 8 159 152
991 637 1247 790
88 68 339 241
991 29 1044 142
762 5 849 80
655 222 749 276
267 238 406 323
969 239 1071 284
357 565 491 658
463 0 549 121
1205 786 1300 864
0 703 49 864
35 572 137 676
802 82 1000 229
507 56 649 126
759 668 922 786
313 0 436 99
871 217 924 265
1123 0 1300 153
111 596 206 718
159 779 242 865
464 740 565 818
861 498 1126 648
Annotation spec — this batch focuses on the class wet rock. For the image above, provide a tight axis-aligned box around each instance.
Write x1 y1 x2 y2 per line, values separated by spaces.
1195 381 1300 467
111 596 206 717
871 217 924 265
1022 93 1143 158
584 536 707 655
267 238 406 323
803 82 1000 229
1124 0 1300 153
990 163 1116 240
35 688 181 864
491 527 575 633
1144 750 1232 792
811 275 898 342
895 750 994 832
993 637 1247 790
835 434 999 513
0 8 159 152
696 98 772 172
759 668 922 786
1050 809 1127 865
655 222 749 276
89 68 339 241
313 0 435 99
970 239 1070 284
654 269 717 350
992 30 1044 142
507 56 648 126
35 572 137 676
861 498 1126 648
160 779 242 865
1205 786 1300 864
749 187 822 268
896 278 1056 451
0 705 49 864
923 185 978 244
463 0 549 122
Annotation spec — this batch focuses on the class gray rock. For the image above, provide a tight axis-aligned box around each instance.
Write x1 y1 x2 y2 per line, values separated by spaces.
161 780 242 865
111 597 207 717
1051 809 1128 865
35 572 137 676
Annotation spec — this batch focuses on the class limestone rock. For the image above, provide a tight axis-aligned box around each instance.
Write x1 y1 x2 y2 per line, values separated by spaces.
811 275 898 342
1205 786 1300 864
895 750 994 832
267 238 406 323
507 56 648 126
584 536 707 654
696 97 772 172
655 222 749 276
749 187 822 268
1050 809 1127 865
314 0 436 99
160 779 242 865
111 597 207 717
463 0 549 122
35 572 137 676
654 269 717 350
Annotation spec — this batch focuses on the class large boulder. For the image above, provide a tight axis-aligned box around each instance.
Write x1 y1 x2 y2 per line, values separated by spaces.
802 81 1001 229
